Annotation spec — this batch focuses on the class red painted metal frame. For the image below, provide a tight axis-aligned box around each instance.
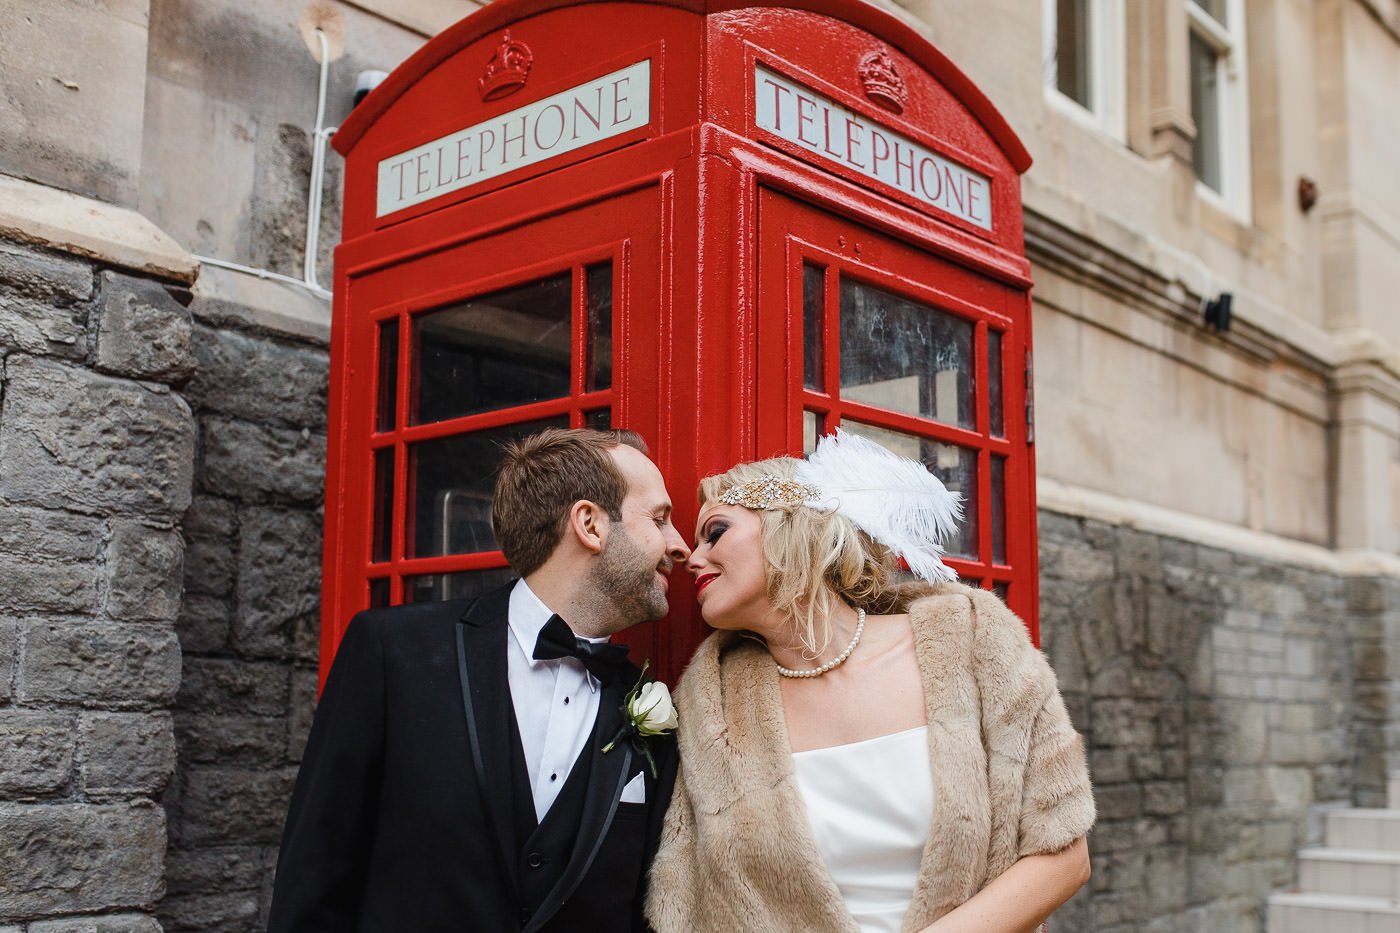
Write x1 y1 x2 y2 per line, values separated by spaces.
324 0 1038 687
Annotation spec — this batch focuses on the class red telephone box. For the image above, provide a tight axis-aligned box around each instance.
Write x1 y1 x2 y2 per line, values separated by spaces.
323 0 1037 685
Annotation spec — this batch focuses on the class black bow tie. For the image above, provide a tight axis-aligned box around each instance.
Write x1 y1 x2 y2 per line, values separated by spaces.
533 614 631 687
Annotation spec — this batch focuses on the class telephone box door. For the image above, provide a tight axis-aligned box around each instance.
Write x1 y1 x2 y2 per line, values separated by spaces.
324 187 668 671
755 189 1038 633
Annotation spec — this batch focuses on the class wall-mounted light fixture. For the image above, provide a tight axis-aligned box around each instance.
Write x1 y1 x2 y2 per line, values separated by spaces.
1203 292 1233 332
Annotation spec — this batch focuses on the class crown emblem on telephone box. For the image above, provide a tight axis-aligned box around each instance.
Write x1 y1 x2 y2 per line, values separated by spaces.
858 49 906 114
479 31 534 101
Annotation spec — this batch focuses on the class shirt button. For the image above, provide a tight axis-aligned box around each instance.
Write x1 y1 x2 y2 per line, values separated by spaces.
550 772 558 781
527 852 544 868
563 696 570 705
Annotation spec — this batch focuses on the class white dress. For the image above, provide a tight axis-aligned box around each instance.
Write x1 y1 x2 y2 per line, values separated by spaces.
792 726 934 933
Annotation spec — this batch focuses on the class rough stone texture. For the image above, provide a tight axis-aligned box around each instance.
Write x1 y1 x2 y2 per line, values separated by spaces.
185 326 328 429
18 620 182 709
0 711 75 797
79 712 177 797
201 417 325 506
27 915 163 933
0 621 17 702
0 241 93 361
0 801 166 916
0 506 105 563
0 355 195 519
105 522 186 623
1041 510 1355 933
95 271 196 382
233 508 321 660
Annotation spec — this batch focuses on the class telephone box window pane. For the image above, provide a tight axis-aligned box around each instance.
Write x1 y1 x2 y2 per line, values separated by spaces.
412 274 571 425
988 330 1004 437
377 319 399 433
404 567 517 605
372 446 395 563
803 264 825 390
992 581 1009 603
803 410 823 455
408 416 569 558
991 454 1007 564
585 408 611 431
839 279 974 429
843 420 979 560
369 577 391 608
586 263 613 392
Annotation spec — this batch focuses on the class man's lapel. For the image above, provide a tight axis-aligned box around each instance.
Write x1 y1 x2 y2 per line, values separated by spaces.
523 668 637 933
455 586 520 898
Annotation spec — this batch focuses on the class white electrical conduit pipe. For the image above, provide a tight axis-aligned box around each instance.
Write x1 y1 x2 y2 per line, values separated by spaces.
194 28 337 301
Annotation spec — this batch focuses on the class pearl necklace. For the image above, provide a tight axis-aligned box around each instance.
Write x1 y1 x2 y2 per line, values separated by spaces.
775 609 866 679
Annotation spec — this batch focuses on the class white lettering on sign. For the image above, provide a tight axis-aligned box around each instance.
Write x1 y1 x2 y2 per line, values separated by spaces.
376 60 652 217
753 65 993 231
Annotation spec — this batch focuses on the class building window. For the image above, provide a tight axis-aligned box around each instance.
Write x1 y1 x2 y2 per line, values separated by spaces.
1187 0 1251 215
1042 0 1125 139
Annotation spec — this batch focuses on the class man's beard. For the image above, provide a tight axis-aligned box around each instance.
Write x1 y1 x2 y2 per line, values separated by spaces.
590 524 670 629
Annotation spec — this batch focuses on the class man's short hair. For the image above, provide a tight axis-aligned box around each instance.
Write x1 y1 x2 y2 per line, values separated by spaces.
493 427 649 577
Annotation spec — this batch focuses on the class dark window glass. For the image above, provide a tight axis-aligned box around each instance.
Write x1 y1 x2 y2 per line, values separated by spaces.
372 446 395 563
803 410 822 455
1190 31 1222 192
803 264 825 390
843 420 978 560
376 318 399 433
586 263 613 392
991 454 1007 565
407 416 569 558
405 567 517 605
1055 0 1092 108
992 581 1010 603
839 278 975 429
585 408 611 431
989 330 1004 437
369 577 392 608
412 274 571 424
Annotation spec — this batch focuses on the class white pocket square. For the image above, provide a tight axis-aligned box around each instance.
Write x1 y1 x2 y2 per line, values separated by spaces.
620 771 647 804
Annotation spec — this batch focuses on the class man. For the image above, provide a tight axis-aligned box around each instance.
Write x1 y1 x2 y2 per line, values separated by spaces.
268 428 690 932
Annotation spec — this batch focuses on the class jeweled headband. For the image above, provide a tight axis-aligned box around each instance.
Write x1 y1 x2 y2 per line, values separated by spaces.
714 430 963 583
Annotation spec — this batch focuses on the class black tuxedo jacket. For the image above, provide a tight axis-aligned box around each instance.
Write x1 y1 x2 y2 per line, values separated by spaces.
267 583 677 932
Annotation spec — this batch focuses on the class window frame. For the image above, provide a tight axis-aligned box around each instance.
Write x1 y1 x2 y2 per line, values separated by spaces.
1186 0 1252 218
1041 0 1127 142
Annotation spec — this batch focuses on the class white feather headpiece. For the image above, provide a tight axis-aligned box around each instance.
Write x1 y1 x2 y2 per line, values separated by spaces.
717 429 963 582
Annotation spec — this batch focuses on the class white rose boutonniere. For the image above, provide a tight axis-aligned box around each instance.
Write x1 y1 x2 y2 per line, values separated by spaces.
603 660 676 777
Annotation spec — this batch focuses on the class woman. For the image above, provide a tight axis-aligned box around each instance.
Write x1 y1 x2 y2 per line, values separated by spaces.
646 431 1094 933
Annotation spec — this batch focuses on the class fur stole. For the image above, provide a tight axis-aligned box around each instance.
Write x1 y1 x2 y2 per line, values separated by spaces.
645 584 1095 932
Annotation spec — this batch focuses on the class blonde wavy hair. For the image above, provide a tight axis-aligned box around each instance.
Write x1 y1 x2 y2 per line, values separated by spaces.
698 457 927 657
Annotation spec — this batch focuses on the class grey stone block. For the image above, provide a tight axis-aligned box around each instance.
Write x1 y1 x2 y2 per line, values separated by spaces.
0 553 100 613
0 356 194 518
174 713 287 765
233 508 321 658
18 620 181 707
201 417 325 505
79 712 176 795
0 620 15 701
176 658 288 716
176 595 231 655
0 710 75 796
164 845 270 897
157 891 261 931
27 914 162 933
0 801 164 916
0 243 92 360
186 325 329 428
0 506 104 562
286 667 318 762
105 522 185 622
182 496 235 597
95 271 195 382
172 765 298 847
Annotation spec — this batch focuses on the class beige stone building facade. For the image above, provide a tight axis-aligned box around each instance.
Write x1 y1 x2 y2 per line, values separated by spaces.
1 0 1398 930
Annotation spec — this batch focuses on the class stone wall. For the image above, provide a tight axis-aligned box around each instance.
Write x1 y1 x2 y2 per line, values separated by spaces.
1040 510 1360 933
0 240 191 931
158 291 328 931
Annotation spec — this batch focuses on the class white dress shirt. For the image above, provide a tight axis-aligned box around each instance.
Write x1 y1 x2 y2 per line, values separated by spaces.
506 579 604 821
